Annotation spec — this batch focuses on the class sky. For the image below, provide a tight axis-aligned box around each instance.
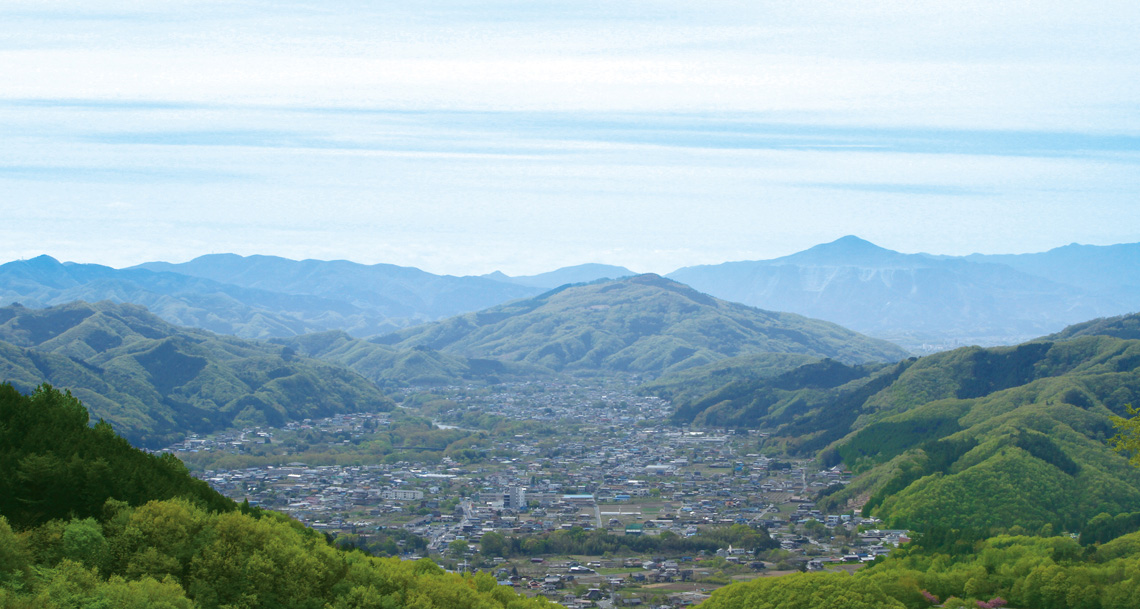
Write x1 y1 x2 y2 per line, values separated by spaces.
2 0 1139 276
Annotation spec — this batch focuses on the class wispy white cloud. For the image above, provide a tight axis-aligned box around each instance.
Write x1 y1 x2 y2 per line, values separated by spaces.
1 1 1138 273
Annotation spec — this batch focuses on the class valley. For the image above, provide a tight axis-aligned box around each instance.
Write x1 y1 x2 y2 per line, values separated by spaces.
2 260 1140 609
164 378 907 605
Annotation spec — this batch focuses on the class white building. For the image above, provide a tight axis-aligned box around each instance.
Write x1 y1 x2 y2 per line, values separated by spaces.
382 489 424 501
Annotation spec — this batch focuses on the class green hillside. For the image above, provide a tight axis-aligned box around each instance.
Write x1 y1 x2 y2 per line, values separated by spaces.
653 333 1140 533
271 330 553 388
0 385 549 609
701 531 1140 609
1041 311 1140 341
0 302 393 447
375 274 908 374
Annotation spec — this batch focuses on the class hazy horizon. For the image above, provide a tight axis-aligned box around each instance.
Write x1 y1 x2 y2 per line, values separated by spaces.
3 1 1138 276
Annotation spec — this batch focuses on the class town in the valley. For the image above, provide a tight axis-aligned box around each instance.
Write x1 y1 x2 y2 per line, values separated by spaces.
164 379 910 608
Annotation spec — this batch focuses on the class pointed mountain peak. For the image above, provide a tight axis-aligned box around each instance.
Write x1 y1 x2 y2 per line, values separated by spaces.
24 254 63 267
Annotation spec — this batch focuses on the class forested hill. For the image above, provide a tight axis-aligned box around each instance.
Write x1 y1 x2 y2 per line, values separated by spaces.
650 332 1140 534
373 274 909 374
271 330 554 388
0 383 232 528
0 384 551 609
1040 311 1140 341
0 301 393 447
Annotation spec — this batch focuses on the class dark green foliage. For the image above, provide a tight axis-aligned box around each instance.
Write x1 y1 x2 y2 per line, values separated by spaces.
0 302 393 446
771 358 869 390
954 342 1054 398
838 417 962 471
0 383 232 529
494 524 776 558
1080 511 1140 545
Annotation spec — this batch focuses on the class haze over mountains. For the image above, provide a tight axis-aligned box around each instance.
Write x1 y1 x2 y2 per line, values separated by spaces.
1 237 1137 353
669 236 1140 350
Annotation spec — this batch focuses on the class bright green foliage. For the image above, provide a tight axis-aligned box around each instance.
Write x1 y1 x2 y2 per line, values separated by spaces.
860 533 1140 609
696 531 1140 609
1081 511 1140 546
0 388 553 609
23 499 547 609
700 572 907 609
1110 404 1140 467
0 516 29 586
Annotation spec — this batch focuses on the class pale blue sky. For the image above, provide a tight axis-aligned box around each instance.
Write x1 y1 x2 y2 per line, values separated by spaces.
2 1 1138 275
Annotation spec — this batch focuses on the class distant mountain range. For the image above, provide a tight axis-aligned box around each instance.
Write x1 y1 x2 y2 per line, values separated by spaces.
0 301 392 447
482 263 637 288
2 238 1138 351
374 274 908 373
668 236 1140 350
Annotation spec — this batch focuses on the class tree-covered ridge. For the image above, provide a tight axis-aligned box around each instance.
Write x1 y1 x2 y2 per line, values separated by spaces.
0 301 393 447
1042 312 1140 342
375 274 908 374
648 355 906 454
0 384 233 529
651 335 1140 533
0 385 550 609
702 532 1140 609
271 330 553 388
821 337 1140 533
0 503 550 609
0 253 546 340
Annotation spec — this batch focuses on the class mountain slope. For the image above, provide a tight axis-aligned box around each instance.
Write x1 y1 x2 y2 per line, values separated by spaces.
966 241 1140 295
1 254 545 340
485 263 638 289
0 383 234 528
668 236 1136 350
1040 312 1140 342
0 301 393 447
0 255 393 338
652 326 1140 532
270 330 553 388
135 253 543 322
374 274 908 374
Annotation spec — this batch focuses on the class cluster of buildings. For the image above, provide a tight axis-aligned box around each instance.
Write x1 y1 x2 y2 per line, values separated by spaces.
168 379 909 606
